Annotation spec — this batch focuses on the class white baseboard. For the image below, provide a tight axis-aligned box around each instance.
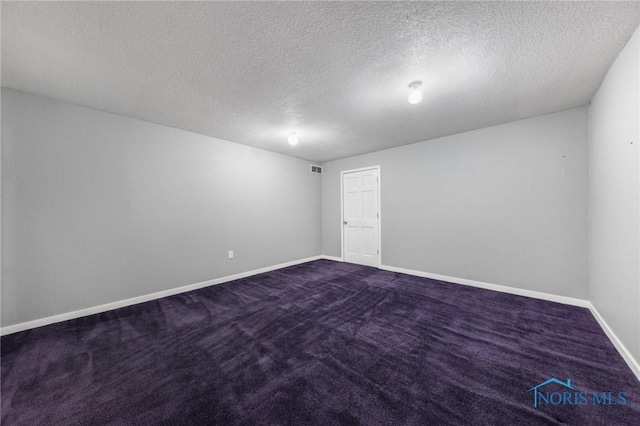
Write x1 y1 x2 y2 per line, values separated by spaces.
321 255 343 262
4 256 638 383
380 264 639 381
379 264 590 308
587 304 640 381
0 255 322 336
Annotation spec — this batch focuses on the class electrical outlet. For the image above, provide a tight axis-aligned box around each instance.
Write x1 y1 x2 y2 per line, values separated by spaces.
228 251 234 259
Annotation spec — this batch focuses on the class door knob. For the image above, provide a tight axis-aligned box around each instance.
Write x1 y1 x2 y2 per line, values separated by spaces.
343 220 348 225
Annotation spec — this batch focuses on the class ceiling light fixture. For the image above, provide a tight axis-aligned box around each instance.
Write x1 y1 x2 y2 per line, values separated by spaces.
407 80 423 104
288 132 299 146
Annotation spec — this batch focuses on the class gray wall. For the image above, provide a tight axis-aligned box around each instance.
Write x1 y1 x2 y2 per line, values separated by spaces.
322 108 589 299
1 88 321 327
588 27 640 364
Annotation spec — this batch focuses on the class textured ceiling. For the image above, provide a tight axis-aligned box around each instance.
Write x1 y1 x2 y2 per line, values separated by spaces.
2 2 640 162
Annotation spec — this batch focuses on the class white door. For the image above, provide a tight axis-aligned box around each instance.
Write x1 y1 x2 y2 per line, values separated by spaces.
342 168 379 267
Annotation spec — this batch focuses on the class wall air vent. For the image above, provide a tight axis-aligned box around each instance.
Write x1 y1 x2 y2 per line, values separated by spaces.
310 165 322 174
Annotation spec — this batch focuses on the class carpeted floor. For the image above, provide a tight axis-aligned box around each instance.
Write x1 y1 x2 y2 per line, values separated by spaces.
1 259 639 425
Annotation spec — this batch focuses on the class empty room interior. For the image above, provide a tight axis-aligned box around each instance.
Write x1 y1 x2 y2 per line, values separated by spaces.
2 1 640 425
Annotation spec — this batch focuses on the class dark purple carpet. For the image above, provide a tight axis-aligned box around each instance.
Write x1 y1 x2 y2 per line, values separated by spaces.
2 260 639 425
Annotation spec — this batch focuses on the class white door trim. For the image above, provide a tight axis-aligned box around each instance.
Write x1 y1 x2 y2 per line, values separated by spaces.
340 165 382 267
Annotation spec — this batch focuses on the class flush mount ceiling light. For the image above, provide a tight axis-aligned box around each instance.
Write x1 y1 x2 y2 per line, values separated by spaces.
288 132 299 146
407 80 423 104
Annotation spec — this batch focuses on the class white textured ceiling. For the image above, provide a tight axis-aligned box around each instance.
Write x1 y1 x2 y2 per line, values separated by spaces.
2 2 640 162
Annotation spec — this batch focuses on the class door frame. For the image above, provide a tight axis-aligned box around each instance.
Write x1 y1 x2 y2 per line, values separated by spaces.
340 165 382 267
